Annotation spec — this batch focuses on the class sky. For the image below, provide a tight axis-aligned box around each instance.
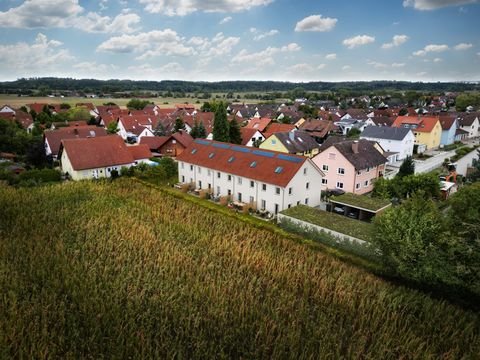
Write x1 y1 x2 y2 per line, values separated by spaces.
0 0 479 82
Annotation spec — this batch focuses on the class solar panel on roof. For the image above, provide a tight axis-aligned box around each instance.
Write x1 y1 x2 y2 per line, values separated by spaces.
195 139 211 145
277 154 303 163
252 149 275 158
212 143 230 149
231 146 250 153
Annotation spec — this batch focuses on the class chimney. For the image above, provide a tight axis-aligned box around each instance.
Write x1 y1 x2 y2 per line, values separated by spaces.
352 140 359 154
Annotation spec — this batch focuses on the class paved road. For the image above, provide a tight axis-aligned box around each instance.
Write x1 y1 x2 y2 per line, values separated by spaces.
455 149 479 176
414 150 456 174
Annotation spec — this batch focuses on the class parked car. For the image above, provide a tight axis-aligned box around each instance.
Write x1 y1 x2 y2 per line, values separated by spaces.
333 206 345 215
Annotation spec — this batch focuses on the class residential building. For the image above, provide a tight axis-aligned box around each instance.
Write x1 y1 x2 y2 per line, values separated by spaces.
457 113 479 139
240 128 265 147
313 138 388 195
392 116 442 150
117 116 155 142
176 139 325 214
244 117 272 132
360 125 414 162
260 131 320 158
439 116 458 146
140 130 193 157
59 136 152 181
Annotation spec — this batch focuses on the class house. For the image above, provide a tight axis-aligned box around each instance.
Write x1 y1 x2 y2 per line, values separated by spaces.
0 110 34 131
240 128 265 147
44 125 108 159
117 116 155 142
126 144 153 164
364 116 395 127
59 136 152 180
262 123 297 139
457 113 479 139
140 130 193 157
176 139 325 214
335 118 367 136
313 138 388 195
260 131 320 158
439 116 458 146
298 119 338 143
360 126 414 163
392 116 442 150
455 128 469 142
244 117 272 132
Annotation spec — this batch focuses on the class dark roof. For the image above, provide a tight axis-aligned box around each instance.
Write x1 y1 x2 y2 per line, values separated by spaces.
319 138 388 170
176 139 317 187
361 125 412 141
139 136 170 150
439 116 457 130
61 136 135 170
368 116 394 127
458 113 479 126
272 131 320 153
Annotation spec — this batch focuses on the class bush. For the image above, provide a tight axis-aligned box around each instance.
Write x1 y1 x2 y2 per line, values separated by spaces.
18 168 61 184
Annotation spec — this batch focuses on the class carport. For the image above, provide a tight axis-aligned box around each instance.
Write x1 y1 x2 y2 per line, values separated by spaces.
328 193 391 222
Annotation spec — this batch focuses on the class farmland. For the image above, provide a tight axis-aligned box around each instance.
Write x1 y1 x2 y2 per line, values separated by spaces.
1 179 479 358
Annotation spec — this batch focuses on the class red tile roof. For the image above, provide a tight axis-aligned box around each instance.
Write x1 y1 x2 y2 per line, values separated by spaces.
177 139 312 187
139 136 170 150
244 117 272 132
61 135 134 170
393 116 439 133
171 130 194 147
240 128 260 145
263 123 296 139
127 144 152 160
439 116 456 130
45 126 108 156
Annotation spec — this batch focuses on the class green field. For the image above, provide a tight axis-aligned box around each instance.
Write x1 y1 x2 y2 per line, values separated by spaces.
1 179 479 358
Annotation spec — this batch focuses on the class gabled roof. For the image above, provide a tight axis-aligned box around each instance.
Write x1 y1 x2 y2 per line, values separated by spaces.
177 139 320 187
0 110 33 129
119 116 153 136
139 136 170 150
270 131 320 153
318 138 387 170
171 130 194 147
127 144 152 160
368 116 394 127
45 125 108 156
240 127 261 145
245 117 272 132
299 119 338 138
458 113 479 126
439 116 457 130
61 135 135 170
263 123 296 139
361 125 412 141
392 116 440 133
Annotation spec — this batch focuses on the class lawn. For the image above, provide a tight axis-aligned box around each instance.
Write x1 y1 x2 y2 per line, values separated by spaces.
281 205 374 241
1 179 479 358
330 193 391 212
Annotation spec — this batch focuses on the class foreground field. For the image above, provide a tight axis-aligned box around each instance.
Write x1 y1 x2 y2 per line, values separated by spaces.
0 179 479 358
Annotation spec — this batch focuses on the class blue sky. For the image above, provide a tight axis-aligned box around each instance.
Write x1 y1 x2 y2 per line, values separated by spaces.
0 0 479 82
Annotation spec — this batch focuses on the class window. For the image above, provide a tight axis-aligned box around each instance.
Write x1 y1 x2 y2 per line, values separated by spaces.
217 172 221 179
262 184 267 191
181 175 185 182
216 186 220 195
228 175 232 181
249 196 254 204
191 148 197 154
227 190 231 196
274 166 283 174
250 180 254 188
208 152 215 159
336 182 344 189
275 187 280 195
305 198 309 205
366 167 370 172
271 139 277 145
364 180 369 187
228 156 235 163
321 178 328 185
356 183 360 190
288 187 293 195
337 168 345 175
274 204 279 214
238 193 242 202
208 183 211 189
322 165 329 171
288 204 291 209
356 170 361 175
238 177 242 185
181 162 184 169
306 182 310 189
197 166 201 174
250 161 257 168
198 180 202 189
261 200 266 210
190 165 194 171
303 168 308 175
207 170 211 176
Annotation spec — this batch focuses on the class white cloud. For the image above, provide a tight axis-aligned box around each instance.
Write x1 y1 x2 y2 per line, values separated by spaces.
73 61 118 75
253 29 279 41
454 43 473 50
139 0 273 16
219 16 232 24
97 29 195 57
289 63 314 72
433 57 443 62
342 65 351 70
0 33 74 77
413 44 449 56
232 43 301 67
0 0 140 33
317 64 327 69
367 61 388 69
392 62 406 67
294 14 338 32
343 35 375 49
382 34 409 49
416 71 427 76
325 53 336 60
403 0 478 10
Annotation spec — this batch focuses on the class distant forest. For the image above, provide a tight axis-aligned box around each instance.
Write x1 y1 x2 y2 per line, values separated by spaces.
0 78 479 95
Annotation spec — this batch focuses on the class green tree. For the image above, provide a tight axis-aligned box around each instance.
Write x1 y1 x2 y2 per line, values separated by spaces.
154 123 166 136
398 108 408 116
60 103 71 110
42 104 52 116
372 195 455 285
36 112 51 125
197 121 207 139
346 128 361 139
397 156 415 178
173 117 186 133
29 109 37 121
228 118 242 144
126 98 152 110
213 102 229 142
107 121 119 134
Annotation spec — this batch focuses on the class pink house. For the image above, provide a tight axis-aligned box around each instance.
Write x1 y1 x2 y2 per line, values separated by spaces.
312 138 388 195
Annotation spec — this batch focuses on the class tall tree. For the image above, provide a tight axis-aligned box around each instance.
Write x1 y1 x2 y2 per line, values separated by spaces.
173 117 186 133
213 102 229 142
228 118 242 144
197 121 207 139
397 156 415 178
190 120 200 139
154 123 166 136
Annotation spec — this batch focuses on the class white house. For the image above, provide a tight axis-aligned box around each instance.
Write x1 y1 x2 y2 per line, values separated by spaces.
59 136 152 181
458 114 479 139
117 116 154 142
240 128 265 147
360 125 414 162
176 139 325 214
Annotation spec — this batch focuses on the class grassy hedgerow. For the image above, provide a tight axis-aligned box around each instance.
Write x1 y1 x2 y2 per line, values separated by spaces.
0 178 479 359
